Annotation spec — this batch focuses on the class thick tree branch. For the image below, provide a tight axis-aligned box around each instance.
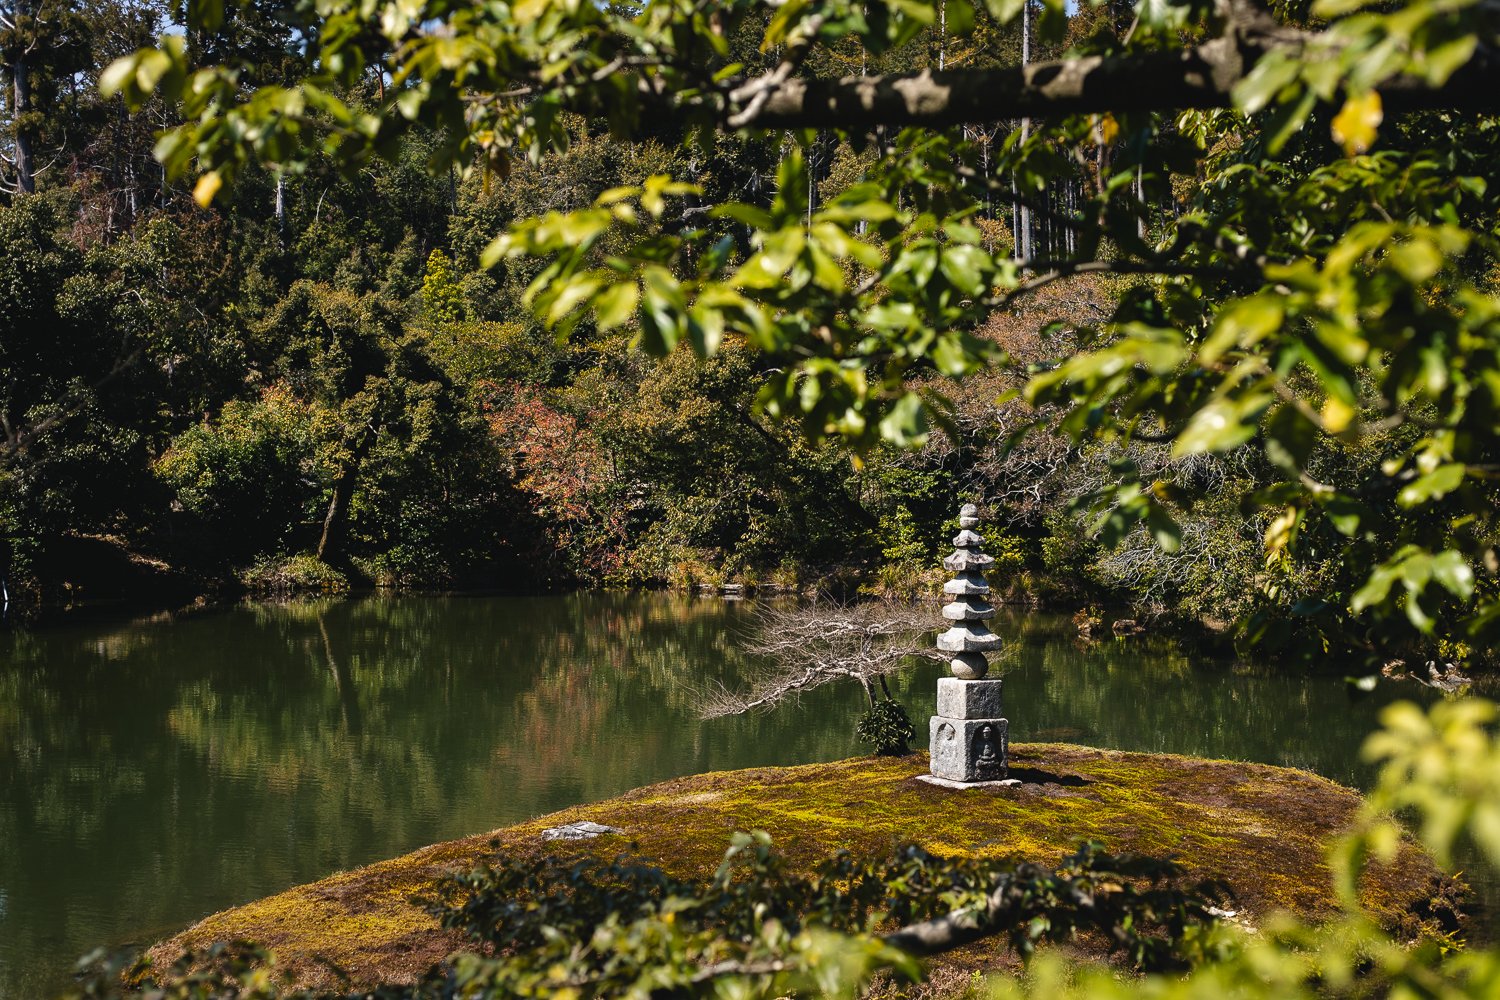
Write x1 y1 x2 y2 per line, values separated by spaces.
718 9 1498 130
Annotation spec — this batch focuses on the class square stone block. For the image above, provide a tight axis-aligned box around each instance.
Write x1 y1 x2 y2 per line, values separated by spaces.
930 716 1008 782
936 677 1003 720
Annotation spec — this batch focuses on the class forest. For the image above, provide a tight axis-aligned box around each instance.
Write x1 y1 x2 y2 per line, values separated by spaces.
11 0 1490 676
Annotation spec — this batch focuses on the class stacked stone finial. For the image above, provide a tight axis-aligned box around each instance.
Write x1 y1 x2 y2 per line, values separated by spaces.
930 503 1009 782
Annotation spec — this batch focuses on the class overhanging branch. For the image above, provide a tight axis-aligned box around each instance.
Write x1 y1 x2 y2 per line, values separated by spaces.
715 6 1499 130
734 43 1247 129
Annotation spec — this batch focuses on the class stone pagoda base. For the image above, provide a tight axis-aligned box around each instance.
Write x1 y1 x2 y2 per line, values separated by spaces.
929 677 1008 782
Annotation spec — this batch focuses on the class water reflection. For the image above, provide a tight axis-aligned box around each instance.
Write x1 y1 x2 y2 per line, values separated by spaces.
0 596 1440 998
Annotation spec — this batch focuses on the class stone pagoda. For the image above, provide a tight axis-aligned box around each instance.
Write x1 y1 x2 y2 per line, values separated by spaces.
929 503 1008 782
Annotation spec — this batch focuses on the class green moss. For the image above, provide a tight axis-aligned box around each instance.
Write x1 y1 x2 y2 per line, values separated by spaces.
151 746 1456 991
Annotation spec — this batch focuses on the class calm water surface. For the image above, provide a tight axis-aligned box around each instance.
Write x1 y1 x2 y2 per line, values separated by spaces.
0 593 1446 998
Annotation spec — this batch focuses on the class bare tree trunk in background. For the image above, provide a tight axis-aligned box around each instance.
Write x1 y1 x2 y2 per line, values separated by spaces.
808 135 815 226
1136 165 1146 240
859 14 868 235
12 47 34 194
938 2 946 71
1018 0 1032 262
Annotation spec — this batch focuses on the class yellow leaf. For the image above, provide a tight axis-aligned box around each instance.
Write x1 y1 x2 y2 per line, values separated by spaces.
1264 505 1299 563
1322 396 1356 434
1331 90 1382 156
1093 114 1118 147
192 170 223 208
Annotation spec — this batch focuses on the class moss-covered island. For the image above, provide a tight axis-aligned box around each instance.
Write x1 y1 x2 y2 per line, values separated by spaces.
151 746 1459 991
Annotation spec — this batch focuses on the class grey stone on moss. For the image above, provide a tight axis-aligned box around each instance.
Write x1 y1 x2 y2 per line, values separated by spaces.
929 716 1008 782
542 821 625 841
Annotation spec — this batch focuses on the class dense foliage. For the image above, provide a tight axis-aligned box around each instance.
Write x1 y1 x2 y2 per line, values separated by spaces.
3 0 1495 678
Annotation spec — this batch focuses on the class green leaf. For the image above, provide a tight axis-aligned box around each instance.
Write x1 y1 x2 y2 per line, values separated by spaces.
638 267 687 355
980 0 1026 23
593 281 639 331
1419 34 1478 87
1232 51 1301 116
1201 295 1284 366
1265 88 1318 155
395 86 425 120
878 393 929 448
1351 564 1398 613
545 273 607 325
1263 405 1318 475
712 203 776 230
1429 551 1475 599
943 0 976 37
932 334 977 377
764 0 813 48
99 55 138 100
1145 503 1182 553
1311 0 1375 15
687 306 724 357
1396 463 1465 507
938 245 989 296
479 234 509 270
1173 394 1270 457
187 0 225 33
1322 496 1368 537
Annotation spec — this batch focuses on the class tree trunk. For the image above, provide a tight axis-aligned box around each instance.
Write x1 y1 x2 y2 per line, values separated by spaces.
1136 165 1146 240
13 51 34 194
1018 0 1031 262
316 433 373 566
938 2 945 71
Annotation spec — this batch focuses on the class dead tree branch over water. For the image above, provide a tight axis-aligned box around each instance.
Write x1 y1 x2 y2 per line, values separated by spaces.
697 600 941 720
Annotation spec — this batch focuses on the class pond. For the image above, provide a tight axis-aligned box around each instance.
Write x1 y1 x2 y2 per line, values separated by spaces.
0 593 1447 998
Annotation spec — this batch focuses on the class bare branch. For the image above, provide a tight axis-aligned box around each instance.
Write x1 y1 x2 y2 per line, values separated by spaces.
697 598 941 719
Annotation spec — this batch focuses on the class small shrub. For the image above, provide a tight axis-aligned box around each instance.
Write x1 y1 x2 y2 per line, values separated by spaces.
240 554 349 597
1072 606 1103 638
873 560 939 600
857 699 916 756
